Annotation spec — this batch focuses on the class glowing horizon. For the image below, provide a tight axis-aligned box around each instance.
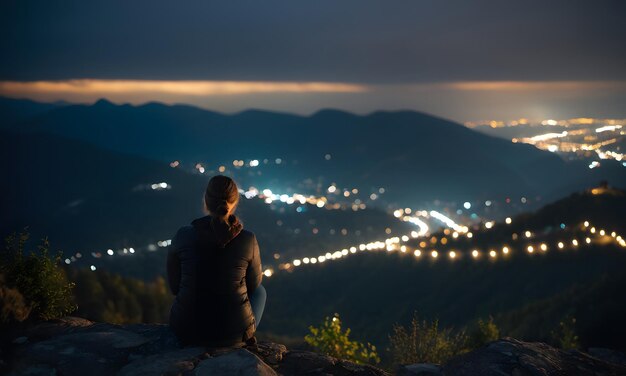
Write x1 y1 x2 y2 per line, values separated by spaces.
1 79 625 122
0 79 368 96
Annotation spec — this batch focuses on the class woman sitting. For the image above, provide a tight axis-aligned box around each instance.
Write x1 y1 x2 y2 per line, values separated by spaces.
167 175 266 347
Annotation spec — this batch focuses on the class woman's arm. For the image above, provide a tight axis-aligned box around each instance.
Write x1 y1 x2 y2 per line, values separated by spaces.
245 234 263 294
167 228 189 295
166 247 181 295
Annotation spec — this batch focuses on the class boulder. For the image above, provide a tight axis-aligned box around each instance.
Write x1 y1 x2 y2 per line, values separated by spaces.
396 363 442 376
193 349 277 376
5 319 625 376
119 347 207 376
440 338 626 376
2 317 389 376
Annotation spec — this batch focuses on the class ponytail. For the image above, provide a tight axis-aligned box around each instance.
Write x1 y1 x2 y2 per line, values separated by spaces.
203 175 243 246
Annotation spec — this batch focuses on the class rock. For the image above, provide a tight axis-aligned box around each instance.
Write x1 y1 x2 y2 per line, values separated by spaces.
10 326 151 376
278 350 390 376
588 347 626 367
396 363 442 375
119 323 182 355
118 347 207 376
6 318 626 376
278 350 337 374
4 316 388 376
250 341 288 365
11 337 27 345
21 316 94 341
440 337 626 376
193 349 277 376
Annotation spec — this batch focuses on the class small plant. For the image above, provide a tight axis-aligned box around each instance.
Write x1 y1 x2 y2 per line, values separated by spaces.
551 315 579 350
0 273 31 324
305 313 380 365
388 312 467 365
467 316 500 349
0 231 76 321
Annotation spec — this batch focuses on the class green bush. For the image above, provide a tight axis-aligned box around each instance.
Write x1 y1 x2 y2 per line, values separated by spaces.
388 312 467 366
0 231 76 321
0 273 31 324
305 313 380 365
551 315 579 350
467 317 500 349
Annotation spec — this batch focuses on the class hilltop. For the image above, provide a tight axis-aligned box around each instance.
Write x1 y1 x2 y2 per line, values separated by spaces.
4 317 625 375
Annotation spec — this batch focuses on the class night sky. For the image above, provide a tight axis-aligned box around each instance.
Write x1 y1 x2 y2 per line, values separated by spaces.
1 0 625 122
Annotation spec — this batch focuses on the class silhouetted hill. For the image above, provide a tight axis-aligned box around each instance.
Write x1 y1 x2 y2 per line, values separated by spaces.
0 130 414 279
0 97 64 129
6 97 621 206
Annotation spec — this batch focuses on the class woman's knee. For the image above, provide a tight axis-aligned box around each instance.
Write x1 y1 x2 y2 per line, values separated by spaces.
251 284 267 303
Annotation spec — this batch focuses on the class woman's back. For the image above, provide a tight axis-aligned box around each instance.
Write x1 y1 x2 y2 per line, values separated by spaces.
167 215 262 347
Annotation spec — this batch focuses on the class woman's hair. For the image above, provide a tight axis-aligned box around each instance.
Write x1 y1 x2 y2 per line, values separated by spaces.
204 175 240 222
204 175 243 247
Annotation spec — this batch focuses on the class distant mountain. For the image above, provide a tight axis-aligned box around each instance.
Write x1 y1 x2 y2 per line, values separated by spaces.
5 96 619 206
0 130 414 279
0 96 65 129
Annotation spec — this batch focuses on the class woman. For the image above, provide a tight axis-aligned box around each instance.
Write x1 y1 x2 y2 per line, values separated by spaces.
167 175 266 347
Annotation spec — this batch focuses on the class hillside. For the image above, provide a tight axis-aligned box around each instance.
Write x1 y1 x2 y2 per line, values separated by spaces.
0 130 415 279
41 186 625 356
0 97 64 129
6 96 618 205
259 189 626 351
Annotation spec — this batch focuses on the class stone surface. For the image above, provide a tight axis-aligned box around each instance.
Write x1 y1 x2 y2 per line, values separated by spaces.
440 337 626 376
4 319 626 376
118 347 207 376
193 349 277 376
278 350 389 376
251 341 288 365
396 363 442 376
588 347 626 367
2 317 388 376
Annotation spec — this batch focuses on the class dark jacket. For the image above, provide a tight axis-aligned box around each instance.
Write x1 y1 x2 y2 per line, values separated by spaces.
167 215 263 346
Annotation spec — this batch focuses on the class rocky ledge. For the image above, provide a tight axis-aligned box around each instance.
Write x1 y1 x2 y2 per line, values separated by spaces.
2 317 386 376
2 317 626 376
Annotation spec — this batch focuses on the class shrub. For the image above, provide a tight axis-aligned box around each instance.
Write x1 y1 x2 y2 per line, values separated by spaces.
388 312 467 365
0 273 31 324
0 231 76 321
467 317 500 349
305 313 380 365
551 315 579 350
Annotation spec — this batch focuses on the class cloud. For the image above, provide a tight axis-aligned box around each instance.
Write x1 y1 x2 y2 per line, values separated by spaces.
438 81 626 92
2 79 625 122
0 79 367 97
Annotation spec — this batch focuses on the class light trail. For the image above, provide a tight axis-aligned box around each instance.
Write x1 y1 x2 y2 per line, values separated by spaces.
429 210 468 233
